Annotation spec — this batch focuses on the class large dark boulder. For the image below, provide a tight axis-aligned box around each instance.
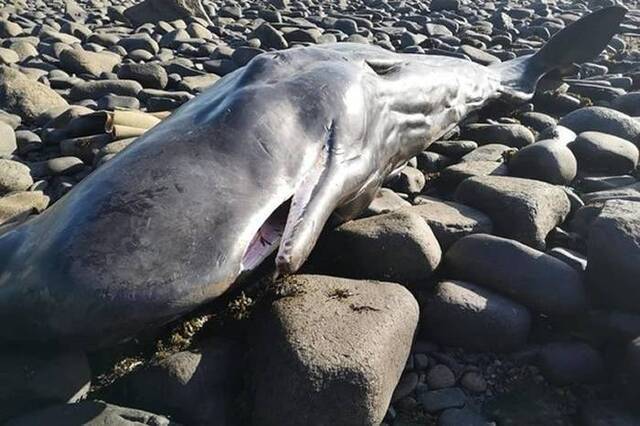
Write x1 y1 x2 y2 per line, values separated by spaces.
424 280 531 352
587 200 640 312
445 234 587 316
251 275 419 426
455 176 570 250
124 0 211 26
315 211 441 285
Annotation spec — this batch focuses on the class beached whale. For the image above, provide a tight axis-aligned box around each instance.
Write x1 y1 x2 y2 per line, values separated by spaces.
0 6 626 346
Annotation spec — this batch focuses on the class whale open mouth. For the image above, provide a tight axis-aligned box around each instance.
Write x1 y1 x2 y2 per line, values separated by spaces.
240 200 291 272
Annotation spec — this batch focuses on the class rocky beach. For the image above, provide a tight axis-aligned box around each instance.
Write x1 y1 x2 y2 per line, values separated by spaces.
1 0 640 424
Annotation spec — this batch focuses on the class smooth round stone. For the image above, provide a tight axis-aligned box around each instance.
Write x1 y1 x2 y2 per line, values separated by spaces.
581 181 640 204
588 200 640 312
160 29 191 49
559 106 640 145
317 211 442 284
519 111 557 132
608 76 633 90
569 131 639 174
454 176 570 250
252 275 418 426
285 28 322 44
95 138 136 162
508 139 577 185
0 122 16 155
139 88 193 105
461 144 512 162
445 234 587 316
439 161 508 188
460 371 487 393
0 111 21 129
334 19 358 35
416 151 454 173
30 157 85 178
611 91 640 116
426 365 455 389
392 372 419 402
187 22 212 40
428 140 477 158
0 159 33 194
0 48 19 65
88 33 120 47
118 33 159 54
569 82 625 103
536 342 604 385
177 73 221 93
231 46 265 67
406 197 493 249
59 48 121 78
385 166 425 194
96 94 141 110
112 336 240 425
431 0 460 12
127 49 154 61
569 203 607 237
576 175 638 193
254 23 288 50
535 92 581 114
69 80 143 101
424 280 531 352
0 19 22 37
15 130 41 155
460 123 534 148
537 125 577 144
9 40 38 61
0 67 68 123
459 45 500 65
361 188 411 218
0 191 49 225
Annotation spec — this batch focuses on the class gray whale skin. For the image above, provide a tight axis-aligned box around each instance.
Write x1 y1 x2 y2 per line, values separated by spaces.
0 6 626 346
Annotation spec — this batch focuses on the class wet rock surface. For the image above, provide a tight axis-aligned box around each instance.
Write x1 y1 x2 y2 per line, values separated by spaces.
0 0 638 425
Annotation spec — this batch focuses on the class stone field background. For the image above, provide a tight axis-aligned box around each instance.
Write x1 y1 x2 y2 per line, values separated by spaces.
1 0 640 424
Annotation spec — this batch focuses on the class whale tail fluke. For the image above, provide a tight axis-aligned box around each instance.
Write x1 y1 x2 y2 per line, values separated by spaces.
492 5 627 100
